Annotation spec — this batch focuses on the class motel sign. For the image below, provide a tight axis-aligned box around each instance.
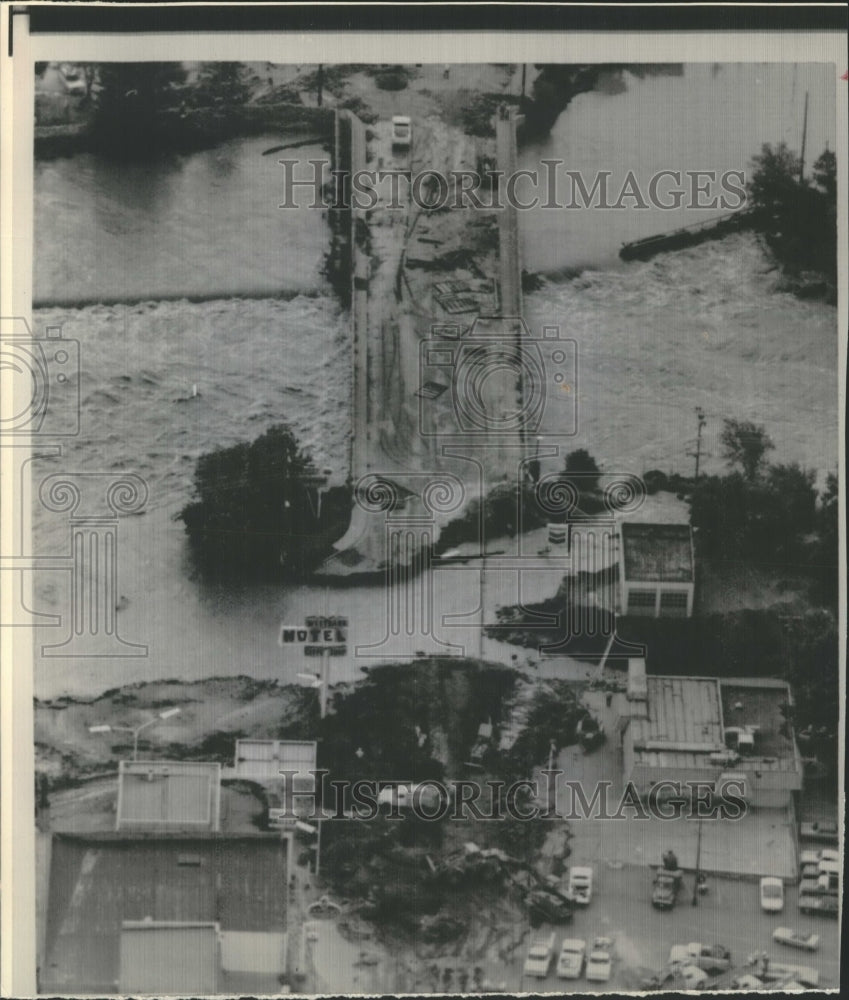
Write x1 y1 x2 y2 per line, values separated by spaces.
279 615 348 656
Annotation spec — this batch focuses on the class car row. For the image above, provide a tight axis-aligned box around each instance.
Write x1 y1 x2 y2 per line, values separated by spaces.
523 933 612 982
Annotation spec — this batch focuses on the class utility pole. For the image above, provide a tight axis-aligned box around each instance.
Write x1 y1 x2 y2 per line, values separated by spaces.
692 407 706 481
691 813 703 906
316 64 324 107
799 90 809 182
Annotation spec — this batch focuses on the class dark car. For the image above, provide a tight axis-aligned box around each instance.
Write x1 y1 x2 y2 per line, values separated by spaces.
652 868 683 910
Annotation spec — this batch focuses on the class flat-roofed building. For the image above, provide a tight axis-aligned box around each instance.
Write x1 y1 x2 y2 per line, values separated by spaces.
41 834 288 995
116 760 221 833
619 522 695 617
620 666 802 808
232 739 317 822
119 921 219 995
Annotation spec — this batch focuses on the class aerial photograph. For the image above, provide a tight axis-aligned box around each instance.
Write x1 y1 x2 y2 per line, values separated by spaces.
27 58 840 994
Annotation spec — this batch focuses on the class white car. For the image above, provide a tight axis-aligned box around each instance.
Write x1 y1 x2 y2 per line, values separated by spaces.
523 932 556 978
585 938 613 982
680 965 709 988
556 938 586 979
391 115 412 149
760 876 785 913
568 865 593 905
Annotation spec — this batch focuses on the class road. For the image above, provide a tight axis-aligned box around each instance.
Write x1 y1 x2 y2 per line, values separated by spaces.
512 864 840 993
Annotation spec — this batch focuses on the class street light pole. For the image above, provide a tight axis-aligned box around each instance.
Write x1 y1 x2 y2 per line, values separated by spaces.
692 813 703 906
88 707 181 761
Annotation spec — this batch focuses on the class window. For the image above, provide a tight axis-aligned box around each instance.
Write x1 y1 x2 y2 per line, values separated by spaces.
627 589 656 614
660 591 689 616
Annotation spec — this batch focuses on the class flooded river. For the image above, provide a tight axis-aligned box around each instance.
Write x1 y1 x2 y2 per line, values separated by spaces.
31 66 838 698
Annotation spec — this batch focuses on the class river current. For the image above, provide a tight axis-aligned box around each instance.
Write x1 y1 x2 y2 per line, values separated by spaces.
31 66 838 697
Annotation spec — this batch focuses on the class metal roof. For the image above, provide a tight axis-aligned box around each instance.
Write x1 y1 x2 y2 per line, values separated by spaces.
631 676 724 751
42 834 288 994
119 922 218 995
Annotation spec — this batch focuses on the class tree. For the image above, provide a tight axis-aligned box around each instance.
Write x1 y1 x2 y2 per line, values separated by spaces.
180 424 347 579
747 142 803 215
92 62 187 157
747 142 837 284
720 419 773 481
809 472 838 608
195 62 251 105
562 448 601 493
812 149 836 201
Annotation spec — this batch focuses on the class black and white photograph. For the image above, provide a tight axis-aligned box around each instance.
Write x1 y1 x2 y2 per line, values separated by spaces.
1 5 846 997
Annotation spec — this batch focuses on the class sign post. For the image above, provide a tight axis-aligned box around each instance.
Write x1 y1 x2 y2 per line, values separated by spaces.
279 615 347 879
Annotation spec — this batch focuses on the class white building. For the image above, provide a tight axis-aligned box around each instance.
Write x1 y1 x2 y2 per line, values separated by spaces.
619 522 695 617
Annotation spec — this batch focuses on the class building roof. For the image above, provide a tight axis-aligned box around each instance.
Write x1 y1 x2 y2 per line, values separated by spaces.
620 522 694 583
42 834 287 994
628 676 801 775
233 739 317 785
719 679 800 773
119 922 218 995
117 760 221 831
631 676 724 752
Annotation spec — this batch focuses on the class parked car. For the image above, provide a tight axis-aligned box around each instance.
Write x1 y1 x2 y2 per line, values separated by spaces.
818 848 840 866
799 862 820 880
652 868 683 909
585 937 613 982
760 876 785 913
669 943 732 975
817 863 839 892
798 893 839 917
391 115 412 149
679 965 709 988
567 866 593 905
556 938 586 979
745 956 819 988
731 974 765 989
799 820 838 844
772 927 820 951
523 931 556 978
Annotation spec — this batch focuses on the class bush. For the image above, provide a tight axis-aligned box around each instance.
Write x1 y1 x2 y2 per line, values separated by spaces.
374 68 409 91
643 469 669 495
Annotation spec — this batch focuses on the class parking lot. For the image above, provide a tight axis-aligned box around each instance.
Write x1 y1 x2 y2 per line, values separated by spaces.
513 863 840 993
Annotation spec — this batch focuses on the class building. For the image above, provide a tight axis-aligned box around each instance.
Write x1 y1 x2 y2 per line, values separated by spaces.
618 522 695 617
116 759 222 833
620 659 802 808
119 921 220 995
41 834 288 994
231 739 318 823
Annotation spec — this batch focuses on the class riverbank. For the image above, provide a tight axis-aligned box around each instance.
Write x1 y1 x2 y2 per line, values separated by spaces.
35 102 333 159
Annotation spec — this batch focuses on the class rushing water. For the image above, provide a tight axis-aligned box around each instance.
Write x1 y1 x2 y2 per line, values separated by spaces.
31 66 838 698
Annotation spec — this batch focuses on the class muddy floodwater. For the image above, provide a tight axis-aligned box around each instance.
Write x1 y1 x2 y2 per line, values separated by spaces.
31 66 838 699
